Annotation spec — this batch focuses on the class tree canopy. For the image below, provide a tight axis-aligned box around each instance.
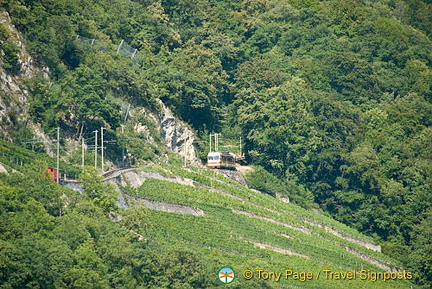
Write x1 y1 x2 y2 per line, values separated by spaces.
1 0 432 286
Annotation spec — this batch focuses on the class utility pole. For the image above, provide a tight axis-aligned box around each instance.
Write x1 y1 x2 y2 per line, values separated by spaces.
81 137 85 167
210 133 221 152
94 130 98 170
101 127 105 172
215 133 219 152
121 125 125 167
239 136 242 157
56 127 60 183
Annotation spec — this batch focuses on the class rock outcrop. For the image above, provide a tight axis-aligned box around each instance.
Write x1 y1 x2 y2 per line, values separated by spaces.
0 10 48 142
158 100 202 167
1 9 200 166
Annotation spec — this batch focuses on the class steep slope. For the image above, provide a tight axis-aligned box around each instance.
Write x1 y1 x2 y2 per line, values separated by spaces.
1 0 431 287
0 10 48 143
0 143 416 288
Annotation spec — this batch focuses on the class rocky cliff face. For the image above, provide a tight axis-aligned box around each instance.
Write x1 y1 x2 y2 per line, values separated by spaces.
157 100 202 167
128 102 202 167
1 9 201 166
0 10 48 142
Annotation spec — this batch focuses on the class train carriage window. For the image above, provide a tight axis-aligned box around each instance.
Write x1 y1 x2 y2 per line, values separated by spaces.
208 156 220 160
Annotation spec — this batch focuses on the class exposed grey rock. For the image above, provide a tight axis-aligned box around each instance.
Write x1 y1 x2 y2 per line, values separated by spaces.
0 163 9 175
62 181 83 193
0 10 49 142
102 168 202 215
123 171 145 188
102 168 195 187
125 195 204 216
115 191 129 209
216 168 248 187
157 100 202 167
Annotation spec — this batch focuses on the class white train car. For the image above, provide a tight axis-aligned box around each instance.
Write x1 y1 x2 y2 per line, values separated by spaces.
207 151 236 170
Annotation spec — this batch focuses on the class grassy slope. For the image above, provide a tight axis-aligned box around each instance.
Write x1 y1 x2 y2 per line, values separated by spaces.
122 165 415 289
0 140 415 288
0 139 81 177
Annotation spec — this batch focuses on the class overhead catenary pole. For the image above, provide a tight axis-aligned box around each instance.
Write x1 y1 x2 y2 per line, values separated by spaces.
56 127 60 183
94 130 98 170
124 104 130 122
209 133 212 152
81 137 85 167
101 127 105 172
215 133 219 152
121 125 125 167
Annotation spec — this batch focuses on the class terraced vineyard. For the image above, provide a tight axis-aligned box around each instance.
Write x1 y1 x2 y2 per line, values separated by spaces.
0 139 82 179
0 140 417 288
117 166 415 289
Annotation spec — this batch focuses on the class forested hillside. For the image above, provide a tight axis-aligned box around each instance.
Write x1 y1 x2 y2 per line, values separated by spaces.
0 0 431 287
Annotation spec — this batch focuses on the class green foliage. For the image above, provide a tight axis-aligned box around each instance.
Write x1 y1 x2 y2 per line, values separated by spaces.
0 165 146 288
118 170 408 287
246 166 315 208
2 0 432 286
119 112 163 165
79 167 118 212
0 143 413 289
28 62 122 137
402 0 432 37
0 23 19 73
0 39 19 72
143 246 216 289
154 42 230 130
408 209 432 288
120 205 152 235
0 139 82 178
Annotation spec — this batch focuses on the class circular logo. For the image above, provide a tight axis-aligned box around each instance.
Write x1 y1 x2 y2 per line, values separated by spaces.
219 267 235 284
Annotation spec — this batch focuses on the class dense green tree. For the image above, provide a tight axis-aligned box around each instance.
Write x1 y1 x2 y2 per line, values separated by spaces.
403 0 432 37
142 246 217 288
0 24 20 73
156 42 230 130
235 56 287 90
79 167 118 212
2 0 432 286
408 209 432 288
